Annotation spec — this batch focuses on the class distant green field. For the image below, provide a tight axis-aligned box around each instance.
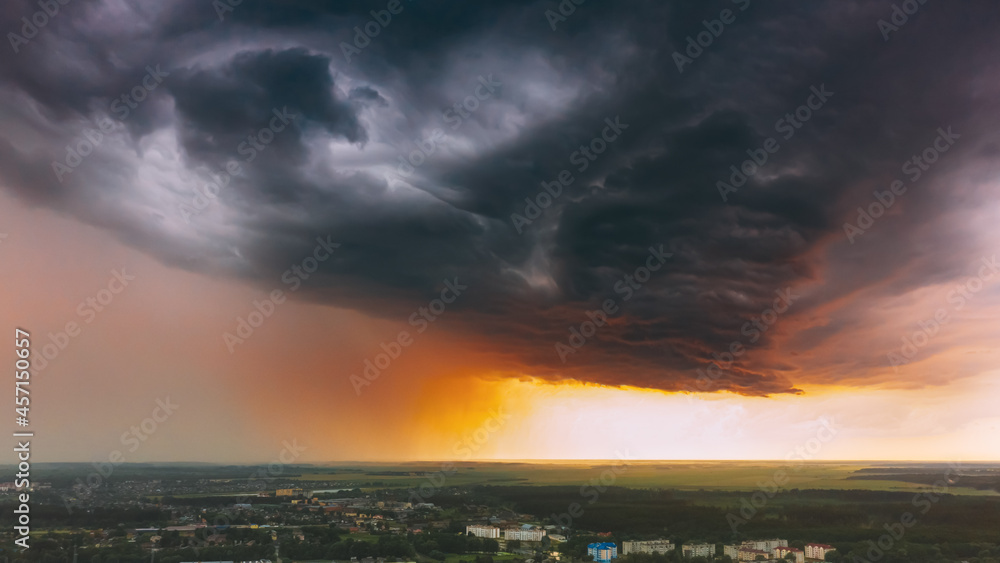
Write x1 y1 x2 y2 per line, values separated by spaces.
292 462 999 496
14 461 996 497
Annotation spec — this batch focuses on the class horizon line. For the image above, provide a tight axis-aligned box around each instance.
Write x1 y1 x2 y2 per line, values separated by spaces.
10 458 998 466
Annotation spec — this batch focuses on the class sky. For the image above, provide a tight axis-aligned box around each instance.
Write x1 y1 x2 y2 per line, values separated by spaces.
1 0 999 463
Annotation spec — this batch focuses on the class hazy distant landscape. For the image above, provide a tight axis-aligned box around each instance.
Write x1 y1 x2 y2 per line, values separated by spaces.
3 461 999 562
11 461 1000 493
13 460 1000 494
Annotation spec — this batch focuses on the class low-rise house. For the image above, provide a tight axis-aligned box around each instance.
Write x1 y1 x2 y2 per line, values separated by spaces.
738 548 769 561
774 547 804 563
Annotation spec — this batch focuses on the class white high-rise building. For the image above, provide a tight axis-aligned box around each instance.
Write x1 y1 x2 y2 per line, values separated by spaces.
505 528 545 541
466 525 501 539
623 541 674 555
741 540 788 554
683 544 715 558
804 544 835 560
588 543 618 563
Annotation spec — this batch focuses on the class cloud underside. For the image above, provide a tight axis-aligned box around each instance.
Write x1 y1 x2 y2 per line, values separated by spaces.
2 0 1000 396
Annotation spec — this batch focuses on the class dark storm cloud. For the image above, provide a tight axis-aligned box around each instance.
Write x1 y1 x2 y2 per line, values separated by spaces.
349 86 388 107
2 0 1000 395
167 47 367 163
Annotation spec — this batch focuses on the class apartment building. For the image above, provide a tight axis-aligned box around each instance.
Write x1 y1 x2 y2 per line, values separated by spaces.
682 544 716 558
804 544 835 560
505 527 545 542
466 525 501 539
742 539 788 554
622 540 674 555
588 542 618 563
738 548 769 561
774 547 804 563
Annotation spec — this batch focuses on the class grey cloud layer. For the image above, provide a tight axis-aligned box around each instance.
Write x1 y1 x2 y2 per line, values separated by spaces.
3 0 999 395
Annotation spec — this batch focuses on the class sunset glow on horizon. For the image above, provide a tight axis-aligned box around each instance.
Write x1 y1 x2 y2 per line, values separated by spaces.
1 1 999 467
2 185 999 464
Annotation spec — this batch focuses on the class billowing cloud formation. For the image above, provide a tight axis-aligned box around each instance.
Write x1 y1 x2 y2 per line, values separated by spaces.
2 0 999 396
